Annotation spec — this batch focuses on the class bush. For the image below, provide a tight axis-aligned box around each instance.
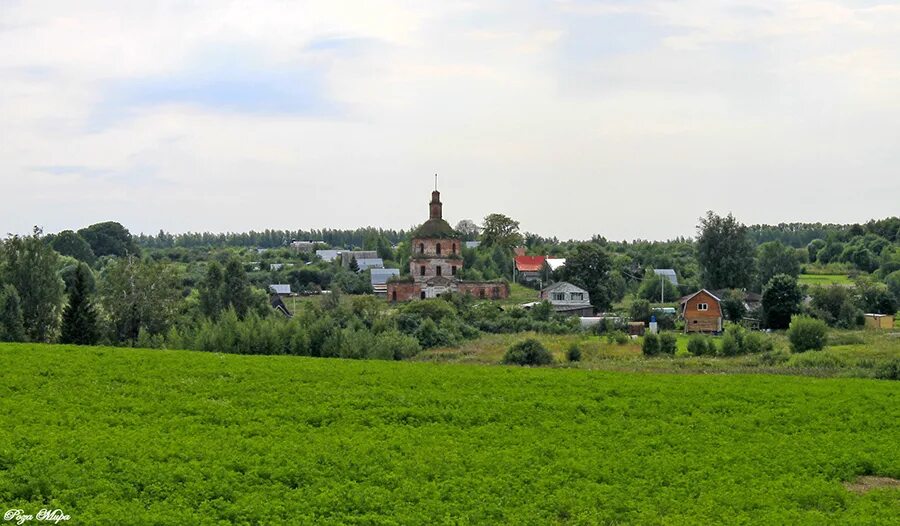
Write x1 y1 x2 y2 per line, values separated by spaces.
874 358 900 380
606 330 629 345
566 343 582 362
788 315 828 353
719 332 740 357
741 331 773 354
687 335 715 356
658 333 677 355
503 339 553 366
642 333 660 357
757 349 791 366
786 351 846 369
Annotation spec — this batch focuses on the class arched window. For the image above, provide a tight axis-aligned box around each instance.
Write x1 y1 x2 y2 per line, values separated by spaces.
420 265 426 276
419 243 425 254
451 266 457 276
452 243 456 254
436 243 442 255
391 291 397 302
420 291 426 299
436 266 442 276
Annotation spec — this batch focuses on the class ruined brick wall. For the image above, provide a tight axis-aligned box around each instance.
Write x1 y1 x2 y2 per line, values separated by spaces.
457 281 510 300
386 282 421 302
410 237 463 282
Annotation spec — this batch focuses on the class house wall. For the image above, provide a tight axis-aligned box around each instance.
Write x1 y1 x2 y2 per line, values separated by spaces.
864 315 894 329
458 281 510 300
387 282 420 302
411 238 462 258
683 290 723 333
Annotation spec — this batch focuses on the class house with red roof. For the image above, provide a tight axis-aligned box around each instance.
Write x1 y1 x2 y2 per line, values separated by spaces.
515 255 547 283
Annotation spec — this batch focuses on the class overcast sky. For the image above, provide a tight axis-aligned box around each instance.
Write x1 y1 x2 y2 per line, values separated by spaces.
2 1 898 241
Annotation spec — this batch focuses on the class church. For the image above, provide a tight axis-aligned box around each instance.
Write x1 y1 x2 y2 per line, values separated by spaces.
387 188 510 302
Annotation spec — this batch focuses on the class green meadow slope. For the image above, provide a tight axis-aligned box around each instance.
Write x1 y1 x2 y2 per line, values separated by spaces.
0 343 898 525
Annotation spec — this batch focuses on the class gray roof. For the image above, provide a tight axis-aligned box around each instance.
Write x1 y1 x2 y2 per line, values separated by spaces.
653 269 678 286
541 281 588 295
356 258 385 271
370 268 400 285
269 284 291 295
316 249 341 261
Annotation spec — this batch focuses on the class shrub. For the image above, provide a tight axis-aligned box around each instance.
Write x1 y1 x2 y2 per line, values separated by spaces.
658 333 677 355
787 315 828 353
741 331 773 354
606 330 629 345
503 339 553 366
874 358 900 381
757 349 791 366
642 333 660 357
687 335 714 356
719 332 740 357
786 351 846 369
566 343 582 362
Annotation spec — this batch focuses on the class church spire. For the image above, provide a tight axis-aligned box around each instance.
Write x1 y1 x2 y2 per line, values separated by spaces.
429 174 442 220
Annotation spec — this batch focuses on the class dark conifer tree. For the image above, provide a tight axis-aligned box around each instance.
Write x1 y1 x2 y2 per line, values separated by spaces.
60 263 100 345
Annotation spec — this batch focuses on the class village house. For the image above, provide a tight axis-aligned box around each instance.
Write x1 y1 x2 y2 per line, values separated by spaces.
354 258 385 272
680 289 723 333
515 255 546 283
539 281 594 317
387 188 509 302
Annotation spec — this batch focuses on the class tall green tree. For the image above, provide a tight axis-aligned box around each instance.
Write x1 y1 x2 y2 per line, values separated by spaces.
78 221 139 257
1 229 65 342
199 262 225 319
0 284 25 342
222 259 253 319
60 263 100 345
559 243 614 310
761 274 802 329
696 211 756 290
99 257 181 342
50 230 96 264
480 213 523 249
756 241 800 288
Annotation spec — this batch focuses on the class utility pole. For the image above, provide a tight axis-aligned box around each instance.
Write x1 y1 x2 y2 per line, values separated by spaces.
661 273 665 304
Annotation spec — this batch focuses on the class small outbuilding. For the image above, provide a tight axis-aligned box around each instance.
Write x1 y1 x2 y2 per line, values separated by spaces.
680 289 723 333
864 313 894 330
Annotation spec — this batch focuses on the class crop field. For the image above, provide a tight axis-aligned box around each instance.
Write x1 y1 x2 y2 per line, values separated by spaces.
1 344 898 524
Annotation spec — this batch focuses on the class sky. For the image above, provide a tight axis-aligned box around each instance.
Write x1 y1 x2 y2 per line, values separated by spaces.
2 0 899 241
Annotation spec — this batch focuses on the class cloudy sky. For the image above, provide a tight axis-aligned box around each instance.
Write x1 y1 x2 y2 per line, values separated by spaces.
2 1 898 241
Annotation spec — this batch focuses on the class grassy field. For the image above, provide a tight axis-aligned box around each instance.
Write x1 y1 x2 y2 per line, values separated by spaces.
419 329 900 378
798 274 853 286
1 344 898 524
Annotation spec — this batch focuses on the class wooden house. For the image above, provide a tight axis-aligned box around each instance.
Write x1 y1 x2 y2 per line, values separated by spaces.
680 289 723 333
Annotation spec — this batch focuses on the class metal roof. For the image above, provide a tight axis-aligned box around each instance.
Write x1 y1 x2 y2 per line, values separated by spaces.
355 258 385 271
316 250 341 262
269 284 291 295
370 268 400 285
515 255 546 272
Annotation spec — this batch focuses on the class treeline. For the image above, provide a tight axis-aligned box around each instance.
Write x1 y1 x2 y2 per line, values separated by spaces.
136 228 409 249
747 217 900 247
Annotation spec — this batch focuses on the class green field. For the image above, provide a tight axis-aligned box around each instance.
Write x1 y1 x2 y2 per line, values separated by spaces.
798 274 853 286
1 344 898 524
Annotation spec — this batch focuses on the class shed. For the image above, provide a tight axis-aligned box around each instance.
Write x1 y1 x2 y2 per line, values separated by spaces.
864 313 894 330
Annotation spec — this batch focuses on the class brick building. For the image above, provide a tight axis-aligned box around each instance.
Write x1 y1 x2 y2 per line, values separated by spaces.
387 189 509 302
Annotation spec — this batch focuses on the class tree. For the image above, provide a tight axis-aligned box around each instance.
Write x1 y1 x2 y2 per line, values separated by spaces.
1 229 65 342
222 259 254 319
60 263 100 345
853 276 897 315
560 243 615 310
0 284 25 342
455 219 480 241
78 221 139 257
637 272 680 302
807 239 826 264
720 290 747 322
199 262 225 319
629 299 652 323
761 274 802 329
808 284 861 328
480 213 523 249
50 230 96 264
756 241 800 288
788 315 827 352
99 257 182 342
348 256 360 273
696 211 756 290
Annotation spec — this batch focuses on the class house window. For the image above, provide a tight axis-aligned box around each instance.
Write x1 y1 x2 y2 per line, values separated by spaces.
436 266 442 276
451 265 457 276
419 243 425 254
570 292 584 301
420 291 426 299
420 265 426 276
552 292 565 301
697 303 708 311
436 243 442 255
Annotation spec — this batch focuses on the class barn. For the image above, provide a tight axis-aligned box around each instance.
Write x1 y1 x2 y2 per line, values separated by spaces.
680 289 723 333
